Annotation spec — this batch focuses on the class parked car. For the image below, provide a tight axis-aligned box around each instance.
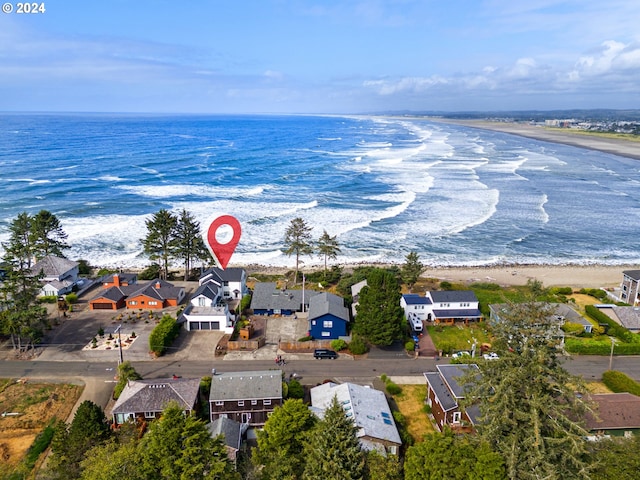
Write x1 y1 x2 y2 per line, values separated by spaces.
314 349 338 360
483 352 500 360
451 351 471 359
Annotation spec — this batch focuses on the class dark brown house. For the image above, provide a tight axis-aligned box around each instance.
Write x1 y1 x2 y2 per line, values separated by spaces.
424 364 480 433
209 370 282 426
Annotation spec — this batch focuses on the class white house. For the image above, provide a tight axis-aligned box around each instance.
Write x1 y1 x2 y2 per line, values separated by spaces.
424 290 483 324
310 382 402 455
30 255 80 297
401 294 432 322
179 267 247 333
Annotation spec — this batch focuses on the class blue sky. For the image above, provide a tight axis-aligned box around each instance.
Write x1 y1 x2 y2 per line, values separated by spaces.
1 0 639 113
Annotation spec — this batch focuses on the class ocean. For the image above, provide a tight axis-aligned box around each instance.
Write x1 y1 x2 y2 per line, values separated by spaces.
1 113 639 269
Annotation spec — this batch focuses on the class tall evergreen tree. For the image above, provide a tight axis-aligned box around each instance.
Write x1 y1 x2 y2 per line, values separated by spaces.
254 398 316 479
30 209 69 259
317 230 341 279
404 429 506 480
401 250 423 292
353 268 404 346
141 209 178 280
174 209 209 280
302 396 365 480
464 301 593 479
0 213 48 351
47 401 111 480
283 217 313 283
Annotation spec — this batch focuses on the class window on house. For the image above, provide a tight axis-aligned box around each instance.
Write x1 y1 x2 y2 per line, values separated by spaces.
130 301 137 306
251 400 258 406
215 401 224 406
238 401 244 406
323 320 333 328
322 331 331 337
453 412 461 423
311 320 316 325
264 399 271 406
144 412 155 418
198 298 206 306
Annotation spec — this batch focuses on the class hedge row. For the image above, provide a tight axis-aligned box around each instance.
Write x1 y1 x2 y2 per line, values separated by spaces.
564 338 640 355
148 314 181 356
584 305 638 343
602 370 640 396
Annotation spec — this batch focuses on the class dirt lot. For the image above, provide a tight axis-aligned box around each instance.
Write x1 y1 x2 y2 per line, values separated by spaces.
392 384 435 442
0 379 82 468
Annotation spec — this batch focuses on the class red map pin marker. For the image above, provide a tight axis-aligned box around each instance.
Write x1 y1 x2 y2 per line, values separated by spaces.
205 215 241 270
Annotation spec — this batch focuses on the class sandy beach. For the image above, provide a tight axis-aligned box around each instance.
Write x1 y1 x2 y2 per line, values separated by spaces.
243 263 632 290
431 118 640 160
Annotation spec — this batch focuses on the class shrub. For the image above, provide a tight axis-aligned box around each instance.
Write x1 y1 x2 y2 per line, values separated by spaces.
65 292 78 304
550 286 573 295
385 381 402 395
148 313 181 356
439 281 453 290
585 305 637 343
114 361 142 399
287 379 305 399
579 288 608 301
240 293 252 313
330 339 347 351
24 419 57 469
602 370 640 395
139 263 162 280
562 322 586 335
380 374 388 383
405 341 415 352
298 335 313 342
348 334 369 355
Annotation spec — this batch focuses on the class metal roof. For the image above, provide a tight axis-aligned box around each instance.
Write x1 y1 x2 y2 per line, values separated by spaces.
209 370 282 402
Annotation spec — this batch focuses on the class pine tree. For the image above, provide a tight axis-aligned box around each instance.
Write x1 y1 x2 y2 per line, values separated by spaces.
283 217 313 283
302 396 365 480
401 250 423 292
465 301 593 479
254 398 316 479
141 209 178 280
30 209 69 259
174 209 209 280
317 230 341 279
353 268 404 346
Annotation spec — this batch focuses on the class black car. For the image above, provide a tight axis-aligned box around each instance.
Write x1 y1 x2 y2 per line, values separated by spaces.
313 348 338 359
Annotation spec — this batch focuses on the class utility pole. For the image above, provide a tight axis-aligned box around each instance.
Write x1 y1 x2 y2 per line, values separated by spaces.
609 336 615 371
114 324 124 365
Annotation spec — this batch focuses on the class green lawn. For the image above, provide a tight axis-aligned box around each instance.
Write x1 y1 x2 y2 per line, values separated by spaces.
427 323 492 354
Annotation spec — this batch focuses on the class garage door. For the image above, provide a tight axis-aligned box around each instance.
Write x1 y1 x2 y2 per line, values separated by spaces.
190 321 220 331
91 303 114 310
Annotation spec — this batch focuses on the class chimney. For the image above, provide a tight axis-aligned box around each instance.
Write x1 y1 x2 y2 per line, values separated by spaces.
155 280 161 289
113 273 121 287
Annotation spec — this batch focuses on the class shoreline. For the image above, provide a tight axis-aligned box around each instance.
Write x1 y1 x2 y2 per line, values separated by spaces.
429 118 640 161
238 262 632 289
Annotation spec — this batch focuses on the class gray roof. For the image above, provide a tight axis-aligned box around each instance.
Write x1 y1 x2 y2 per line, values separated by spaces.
112 377 200 415
432 308 482 319
308 292 349 322
437 364 480 398
623 270 640 281
250 282 319 311
429 290 478 303
200 267 245 285
402 294 432 305
612 306 640 330
30 255 78 277
209 370 282 402
424 372 458 411
310 382 401 446
104 272 137 284
192 282 221 302
127 278 183 301
208 417 243 451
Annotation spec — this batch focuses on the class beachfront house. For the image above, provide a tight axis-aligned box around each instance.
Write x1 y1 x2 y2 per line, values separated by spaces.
424 290 482 325
199 267 247 300
250 282 320 316
307 292 350 339
401 293 432 322
30 255 80 297
310 382 402 455
621 270 640 306
179 281 234 333
89 278 184 310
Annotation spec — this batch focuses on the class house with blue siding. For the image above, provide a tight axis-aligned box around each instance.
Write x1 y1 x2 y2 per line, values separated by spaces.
308 292 350 339
250 282 320 316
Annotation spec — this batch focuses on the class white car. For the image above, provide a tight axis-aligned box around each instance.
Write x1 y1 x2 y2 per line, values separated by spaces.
451 351 471 359
483 352 499 360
